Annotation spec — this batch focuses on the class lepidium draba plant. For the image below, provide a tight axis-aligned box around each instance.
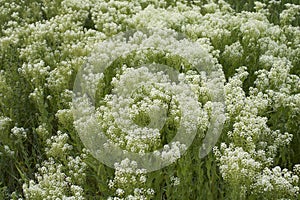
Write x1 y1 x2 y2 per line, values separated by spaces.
214 67 299 198
107 158 154 200
72 26 225 199
22 131 87 200
0 0 299 199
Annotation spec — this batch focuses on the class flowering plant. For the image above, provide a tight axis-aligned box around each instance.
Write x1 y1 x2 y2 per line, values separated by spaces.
0 0 299 199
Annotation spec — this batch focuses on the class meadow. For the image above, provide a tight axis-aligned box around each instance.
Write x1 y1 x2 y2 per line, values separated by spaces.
0 0 299 199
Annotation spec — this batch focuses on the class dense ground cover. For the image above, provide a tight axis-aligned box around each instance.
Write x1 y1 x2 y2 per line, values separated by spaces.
0 0 299 199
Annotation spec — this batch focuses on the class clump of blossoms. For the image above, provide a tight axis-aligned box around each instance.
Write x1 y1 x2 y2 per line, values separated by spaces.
11 126 27 139
98 66 180 153
0 0 299 199
108 158 154 200
23 157 86 200
73 27 223 173
23 133 87 200
251 166 299 198
45 131 73 159
214 65 299 199
97 65 207 154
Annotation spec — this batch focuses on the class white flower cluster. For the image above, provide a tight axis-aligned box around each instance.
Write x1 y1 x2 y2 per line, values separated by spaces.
91 1 142 35
280 4 300 25
294 165 300 176
99 66 173 153
170 176 180 186
23 157 86 200
11 126 27 139
251 166 299 198
23 126 87 199
154 142 187 164
35 123 50 140
23 127 86 199
215 61 299 198
108 158 154 200
97 65 204 155
214 143 262 184
45 131 73 158
73 27 223 173
1 0 299 199
0 116 11 130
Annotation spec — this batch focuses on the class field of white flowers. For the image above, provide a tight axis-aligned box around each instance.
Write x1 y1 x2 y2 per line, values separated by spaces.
0 0 299 199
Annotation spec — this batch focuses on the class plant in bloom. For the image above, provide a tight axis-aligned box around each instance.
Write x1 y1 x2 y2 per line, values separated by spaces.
0 0 299 199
